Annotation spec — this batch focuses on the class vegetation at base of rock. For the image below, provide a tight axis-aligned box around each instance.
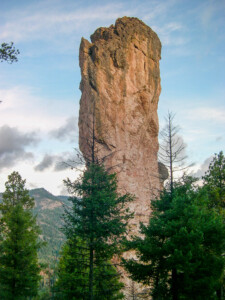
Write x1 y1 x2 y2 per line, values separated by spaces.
123 174 225 299
202 151 225 211
0 172 42 299
0 151 224 299
55 239 124 299
57 162 134 299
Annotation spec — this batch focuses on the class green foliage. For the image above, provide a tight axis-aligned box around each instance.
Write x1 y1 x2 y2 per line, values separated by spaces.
0 188 70 267
58 163 134 299
0 172 42 299
64 163 133 258
202 151 225 298
55 239 88 299
55 239 124 299
203 151 225 210
0 42 20 63
123 176 225 299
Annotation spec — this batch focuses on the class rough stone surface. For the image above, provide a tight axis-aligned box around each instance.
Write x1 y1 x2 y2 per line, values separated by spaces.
79 16 162 296
158 162 169 189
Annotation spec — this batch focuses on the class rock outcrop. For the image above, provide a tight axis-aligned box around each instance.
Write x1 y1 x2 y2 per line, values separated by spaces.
79 16 162 296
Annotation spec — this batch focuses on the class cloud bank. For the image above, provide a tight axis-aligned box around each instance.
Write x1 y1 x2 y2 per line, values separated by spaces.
34 151 82 172
49 116 78 142
0 125 39 170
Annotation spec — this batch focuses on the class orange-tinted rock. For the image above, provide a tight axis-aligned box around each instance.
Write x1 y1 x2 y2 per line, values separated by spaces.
79 16 162 297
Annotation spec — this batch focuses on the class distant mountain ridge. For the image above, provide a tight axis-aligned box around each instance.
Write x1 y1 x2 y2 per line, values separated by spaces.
0 188 71 266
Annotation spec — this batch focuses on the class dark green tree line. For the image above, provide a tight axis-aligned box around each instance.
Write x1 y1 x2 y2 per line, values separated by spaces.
202 151 225 299
123 175 225 299
0 171 42 299
203 151 225 211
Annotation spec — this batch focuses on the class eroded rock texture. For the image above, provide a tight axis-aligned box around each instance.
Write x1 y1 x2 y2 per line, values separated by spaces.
79 16 161 226
79 17 162 296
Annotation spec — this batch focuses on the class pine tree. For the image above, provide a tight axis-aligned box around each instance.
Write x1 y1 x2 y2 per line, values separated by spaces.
202 151 225 299
203 151 225 210
0 171 42 299
57 163 134 299
56 238 124 299
158 112 191 299
123 176 225 299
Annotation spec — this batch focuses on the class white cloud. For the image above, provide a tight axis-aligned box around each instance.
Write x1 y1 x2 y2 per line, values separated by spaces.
0 86 77 132
0 0 188 54
152 22 187 46
0 1 133 44
142 0 178 21
0 161 81 195
186 107 225 124
0 84 80 194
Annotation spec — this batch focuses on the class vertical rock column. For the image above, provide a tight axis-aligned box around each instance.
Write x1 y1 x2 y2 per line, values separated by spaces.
79 17 162 232
79 16 162 297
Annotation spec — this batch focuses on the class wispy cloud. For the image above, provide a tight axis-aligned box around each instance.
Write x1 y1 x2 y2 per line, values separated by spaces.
152 22 187 46
142 0 178 21
0 1 133 44
0 86 76 132
0 0 188 53
186 107 225 124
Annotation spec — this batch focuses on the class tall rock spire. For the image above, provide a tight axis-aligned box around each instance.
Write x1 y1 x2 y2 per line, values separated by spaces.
79 16 162 295
79 17 161 226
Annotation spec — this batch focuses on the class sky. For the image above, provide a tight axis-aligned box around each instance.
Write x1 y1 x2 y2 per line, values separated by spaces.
0 0 224 195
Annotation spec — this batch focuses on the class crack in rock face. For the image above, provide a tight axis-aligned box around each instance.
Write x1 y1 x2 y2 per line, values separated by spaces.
78 16 162 297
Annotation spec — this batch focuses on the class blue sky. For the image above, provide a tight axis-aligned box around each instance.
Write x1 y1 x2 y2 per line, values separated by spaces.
0 0 224 194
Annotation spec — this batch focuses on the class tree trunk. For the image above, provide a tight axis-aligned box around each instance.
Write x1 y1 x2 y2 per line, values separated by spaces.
89 245 94 300
171 269 178 300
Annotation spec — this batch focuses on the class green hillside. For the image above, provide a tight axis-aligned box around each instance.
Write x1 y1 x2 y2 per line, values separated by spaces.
0 188 71 267
30 188 71 266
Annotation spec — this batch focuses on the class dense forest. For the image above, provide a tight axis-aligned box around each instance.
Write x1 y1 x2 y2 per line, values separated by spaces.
0 150 224 299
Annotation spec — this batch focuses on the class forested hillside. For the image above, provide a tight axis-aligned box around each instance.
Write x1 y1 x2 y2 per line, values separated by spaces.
0 188 70 266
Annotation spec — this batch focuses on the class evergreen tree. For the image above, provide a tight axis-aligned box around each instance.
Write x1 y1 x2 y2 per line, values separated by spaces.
0 171 42 300
158 112 191 299
203 151 225 210
123 176 225 299
56 238 124 299
58 163 134 299
202 151 225 299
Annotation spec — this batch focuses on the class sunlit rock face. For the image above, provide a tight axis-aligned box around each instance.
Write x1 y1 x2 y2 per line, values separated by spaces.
79 16 162 296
